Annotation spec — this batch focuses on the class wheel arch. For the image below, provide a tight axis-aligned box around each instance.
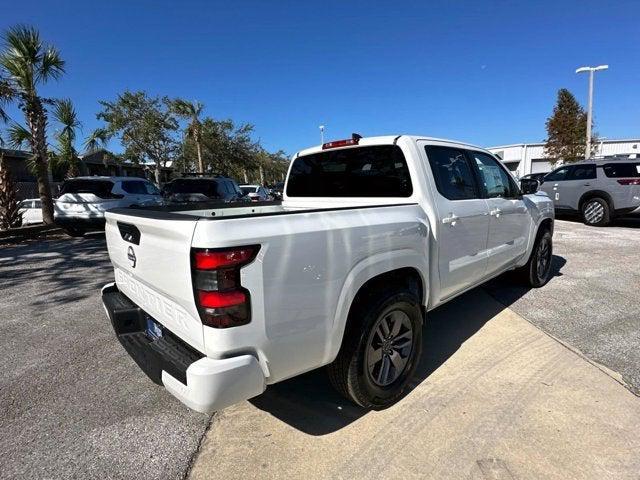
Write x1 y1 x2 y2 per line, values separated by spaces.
578 190 614 212
327 253 428 364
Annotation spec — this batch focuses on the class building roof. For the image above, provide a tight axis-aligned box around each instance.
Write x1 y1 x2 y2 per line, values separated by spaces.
0 147 32 159
488 139 640 150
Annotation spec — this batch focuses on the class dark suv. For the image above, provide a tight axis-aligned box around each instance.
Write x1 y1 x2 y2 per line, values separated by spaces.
538 159 640 226
161 176 246 204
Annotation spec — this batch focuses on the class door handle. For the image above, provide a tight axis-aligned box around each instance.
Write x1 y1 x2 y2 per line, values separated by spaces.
583 183 591 186
442 214 459 226
490 208 502 218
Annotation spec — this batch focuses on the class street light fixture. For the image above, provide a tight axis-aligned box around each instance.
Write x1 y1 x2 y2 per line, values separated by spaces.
575 65 608 159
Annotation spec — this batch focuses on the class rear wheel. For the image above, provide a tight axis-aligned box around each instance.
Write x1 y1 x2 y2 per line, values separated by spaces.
581 197 611 226
327 286 423 409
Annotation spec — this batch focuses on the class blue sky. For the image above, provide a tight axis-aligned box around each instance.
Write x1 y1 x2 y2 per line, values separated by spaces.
1 0 639 155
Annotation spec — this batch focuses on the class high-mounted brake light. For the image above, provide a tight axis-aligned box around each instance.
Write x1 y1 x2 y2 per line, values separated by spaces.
191 245 260 329
617 178 640 185
322 133 363 150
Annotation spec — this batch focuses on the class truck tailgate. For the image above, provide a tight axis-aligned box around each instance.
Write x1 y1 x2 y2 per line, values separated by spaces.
104 211 204 352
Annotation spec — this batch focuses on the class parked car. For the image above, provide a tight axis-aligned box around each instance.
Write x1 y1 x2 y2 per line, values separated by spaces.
18 198 43 225
55 177 162 236
162 176 246 204
101 135 554 414
537 159 640 226
239 184 272 202
268 181 284 200
521 172 549 184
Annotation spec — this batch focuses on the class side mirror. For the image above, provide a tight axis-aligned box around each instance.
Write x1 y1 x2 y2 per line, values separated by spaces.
520 178 539 195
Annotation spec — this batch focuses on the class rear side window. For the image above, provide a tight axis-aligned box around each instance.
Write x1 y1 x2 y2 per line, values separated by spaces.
569 165 597 180
286 145 412 197
121 181 149 194
33 200 41 208
425 146 477 200
603 163 640 178
60 180 115 198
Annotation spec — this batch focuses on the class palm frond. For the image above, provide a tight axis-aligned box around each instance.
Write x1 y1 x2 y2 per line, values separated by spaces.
52 98 80 141
38 46 65 82
7 122 30 149
83 127 109 153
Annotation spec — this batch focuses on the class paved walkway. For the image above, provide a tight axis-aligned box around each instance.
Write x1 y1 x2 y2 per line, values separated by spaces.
189 289 640 480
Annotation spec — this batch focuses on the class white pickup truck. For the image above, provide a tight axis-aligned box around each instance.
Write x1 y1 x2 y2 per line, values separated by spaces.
101 135 554 413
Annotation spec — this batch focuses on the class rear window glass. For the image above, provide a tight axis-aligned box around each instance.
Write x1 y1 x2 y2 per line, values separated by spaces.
164 179 220 197
60 180 115 198
286 145 412 197
603 163 640 178
240 186 258 195
121 181 149 194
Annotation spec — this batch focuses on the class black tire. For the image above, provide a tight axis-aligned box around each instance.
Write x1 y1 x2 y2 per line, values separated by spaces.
327 285 423 409
518 229 553 288
581 197 611 226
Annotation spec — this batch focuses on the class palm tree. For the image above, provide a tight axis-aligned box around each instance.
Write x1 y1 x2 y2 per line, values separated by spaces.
0 25 65 224
83 127 109 154
51 98 81 177
171 99 204 173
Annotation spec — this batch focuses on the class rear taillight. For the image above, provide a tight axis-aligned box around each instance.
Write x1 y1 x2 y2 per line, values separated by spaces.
617 179 640 185
191 245 260 328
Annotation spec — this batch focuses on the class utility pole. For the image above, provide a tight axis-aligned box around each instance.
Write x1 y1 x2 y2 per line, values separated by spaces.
576 65 608 159
319 125 325 144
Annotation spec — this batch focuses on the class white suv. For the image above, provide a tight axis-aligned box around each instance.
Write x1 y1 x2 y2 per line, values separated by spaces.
55 176 162 236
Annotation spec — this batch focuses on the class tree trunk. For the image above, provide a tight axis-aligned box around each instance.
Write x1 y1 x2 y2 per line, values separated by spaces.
195 130 204 173
26 98 55 224
243 169 248 183
259 165 264 186
155 161 161 185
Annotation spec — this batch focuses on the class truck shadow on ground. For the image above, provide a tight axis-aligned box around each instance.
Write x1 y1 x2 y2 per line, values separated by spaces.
250 254 567 436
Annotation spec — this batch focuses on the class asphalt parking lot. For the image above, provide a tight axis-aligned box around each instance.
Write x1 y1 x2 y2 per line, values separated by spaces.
0 218 638 479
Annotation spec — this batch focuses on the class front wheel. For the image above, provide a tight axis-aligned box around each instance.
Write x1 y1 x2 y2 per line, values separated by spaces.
582 197 611 226
327 287 423 409
518 229 553 288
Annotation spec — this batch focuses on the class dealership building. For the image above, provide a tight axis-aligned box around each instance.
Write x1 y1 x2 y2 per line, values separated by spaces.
487 139 640 177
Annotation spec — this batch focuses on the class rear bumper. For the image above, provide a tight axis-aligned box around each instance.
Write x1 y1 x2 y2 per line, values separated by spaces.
101 282 266 413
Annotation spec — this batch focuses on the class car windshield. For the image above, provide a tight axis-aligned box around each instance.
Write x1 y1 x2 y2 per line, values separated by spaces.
240 186 258 195
59 180 115 198
165 179 219 197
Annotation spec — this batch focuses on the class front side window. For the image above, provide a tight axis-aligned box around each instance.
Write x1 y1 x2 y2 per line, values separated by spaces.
545 166 571 182
469 151 518 198
569 164 597 180
425 146 477 200
287 145 412 197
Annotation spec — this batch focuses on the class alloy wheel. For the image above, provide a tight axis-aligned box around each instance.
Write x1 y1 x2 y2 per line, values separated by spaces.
584 201 605 224
366 309 414 387
536 236 552 280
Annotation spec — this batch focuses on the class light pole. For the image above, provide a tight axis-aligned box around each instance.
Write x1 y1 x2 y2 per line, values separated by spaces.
576 65 608 159
319 125 325 144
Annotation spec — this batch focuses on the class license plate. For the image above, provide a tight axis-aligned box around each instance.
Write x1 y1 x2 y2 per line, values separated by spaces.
145 317 163 340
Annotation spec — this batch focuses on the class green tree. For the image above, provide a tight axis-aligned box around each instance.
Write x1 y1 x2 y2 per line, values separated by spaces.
544 88 588 164
170 99 205 173
97 91 179 184
50 98 81 177
0 25 65 224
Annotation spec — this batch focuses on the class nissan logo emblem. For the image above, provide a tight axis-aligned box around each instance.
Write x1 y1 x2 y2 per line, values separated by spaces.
127 246 137 268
